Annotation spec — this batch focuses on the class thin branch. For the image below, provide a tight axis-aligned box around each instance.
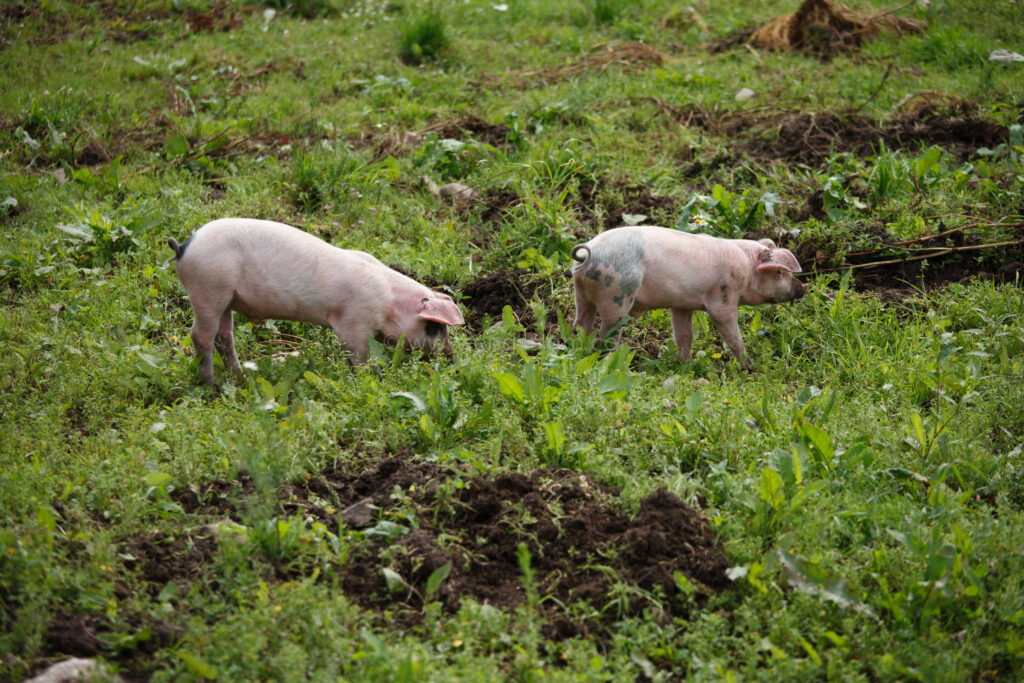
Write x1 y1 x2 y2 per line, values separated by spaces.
811 239 1024 273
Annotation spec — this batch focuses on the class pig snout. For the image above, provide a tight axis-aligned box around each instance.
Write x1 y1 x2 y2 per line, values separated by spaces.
782 274 806 301
417 320 453 358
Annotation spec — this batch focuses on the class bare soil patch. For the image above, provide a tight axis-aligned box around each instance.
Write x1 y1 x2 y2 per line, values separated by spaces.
680 101 1009 166
38 607 181 680
576 178 678 232
461 268 544 331
357 115 513 159
117 455 731 647
791 221 1024 298
182 4 243 33
849 238 1024 299
326 457 731 637
476 187 523 228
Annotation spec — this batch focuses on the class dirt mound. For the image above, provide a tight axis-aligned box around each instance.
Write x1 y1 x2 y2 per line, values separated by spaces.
779 104 1005 164
354 114 512 159
477 187 523 227
749 0 924 59
122 455 732 642
39 607 180 678
796 221 1024 298
576 179 678 232
44 609 106 658
183 4 242 33
304 456 732 635
124 532 220 596
681 102 1009 166
461 268 544 330
850 236 1024 298
420 115 511 150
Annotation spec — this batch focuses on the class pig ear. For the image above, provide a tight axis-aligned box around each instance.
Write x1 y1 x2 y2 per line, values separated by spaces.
757 238 778 249
757 248 802 273
418 296 465 326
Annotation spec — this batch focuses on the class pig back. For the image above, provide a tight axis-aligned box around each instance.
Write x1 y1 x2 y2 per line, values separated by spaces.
601 227 750 311
177 218 390 326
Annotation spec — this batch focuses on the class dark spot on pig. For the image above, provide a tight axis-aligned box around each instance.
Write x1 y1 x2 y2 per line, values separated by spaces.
425 320 445 337
604 274 614 288
586 263 601 281
621 278 640 298
759 249 772 264
613 294 624 307
720 283 729 303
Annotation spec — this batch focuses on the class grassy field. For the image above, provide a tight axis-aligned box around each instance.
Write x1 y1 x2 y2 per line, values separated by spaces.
2 0 1023 679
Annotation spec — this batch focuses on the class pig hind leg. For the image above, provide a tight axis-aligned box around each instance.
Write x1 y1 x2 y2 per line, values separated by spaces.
214 309 242 376
186 290 233 386
189 309 221 386
572 279 597 334
596 297 633 343
670 308 694 362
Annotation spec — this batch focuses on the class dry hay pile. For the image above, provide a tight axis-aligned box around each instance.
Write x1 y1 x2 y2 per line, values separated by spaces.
750 0 924 57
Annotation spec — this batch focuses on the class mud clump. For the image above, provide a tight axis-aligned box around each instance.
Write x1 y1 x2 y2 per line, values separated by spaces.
577 179 678 232
730 103 1009 166
124 454 732 641
477 187 522 227
851 241 1024 299
317 456 732 635
461 269 544 331
124 531 220 597
183 4 242 33
802 222 1024 299
43 610 106 658
421 114 512 150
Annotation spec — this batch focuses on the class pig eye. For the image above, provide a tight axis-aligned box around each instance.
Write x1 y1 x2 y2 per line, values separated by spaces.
424 320 445 337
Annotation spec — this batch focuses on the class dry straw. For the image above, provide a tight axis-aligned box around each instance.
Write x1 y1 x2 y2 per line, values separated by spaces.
749 0 925 54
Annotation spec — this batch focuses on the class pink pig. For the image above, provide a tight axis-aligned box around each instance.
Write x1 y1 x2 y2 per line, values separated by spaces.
571 226 806 371
168 218 464 385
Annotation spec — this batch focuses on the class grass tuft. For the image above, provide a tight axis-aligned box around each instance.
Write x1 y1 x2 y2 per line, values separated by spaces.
398 4 450 64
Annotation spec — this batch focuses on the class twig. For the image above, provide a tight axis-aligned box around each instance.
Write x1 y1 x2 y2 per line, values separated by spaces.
867 1 919 20
853 61 894 113
744 43 764 66
843 221 1024 258
812 239 1024 273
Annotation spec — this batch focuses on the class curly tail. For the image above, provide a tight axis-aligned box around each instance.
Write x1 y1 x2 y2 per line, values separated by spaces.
571 244 591 264
166 235 192 261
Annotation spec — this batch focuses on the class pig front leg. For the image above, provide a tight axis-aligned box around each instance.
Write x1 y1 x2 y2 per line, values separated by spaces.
325 311 373 364
670 308 694 362
705 303 753 372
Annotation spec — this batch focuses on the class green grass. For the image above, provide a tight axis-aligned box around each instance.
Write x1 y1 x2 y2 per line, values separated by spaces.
2 0 1024 679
